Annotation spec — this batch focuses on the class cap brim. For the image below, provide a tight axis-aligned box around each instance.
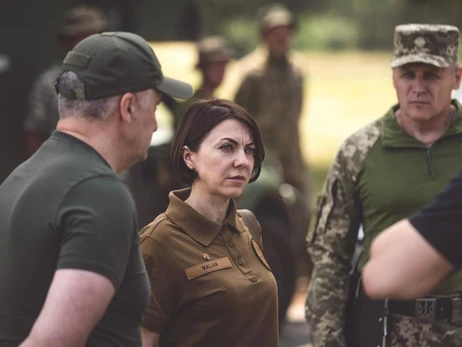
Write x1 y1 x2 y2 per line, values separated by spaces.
390 54 450 68
156 76 193 99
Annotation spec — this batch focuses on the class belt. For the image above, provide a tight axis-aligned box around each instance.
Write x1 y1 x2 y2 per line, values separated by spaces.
389 296 462 323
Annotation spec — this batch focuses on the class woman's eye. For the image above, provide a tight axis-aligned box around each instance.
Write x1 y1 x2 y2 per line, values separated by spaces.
220 144 233 151
245 147 256 155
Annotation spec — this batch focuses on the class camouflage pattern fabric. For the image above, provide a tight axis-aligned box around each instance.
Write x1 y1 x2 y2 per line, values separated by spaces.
306 103 462 346
23 64 61 135
388 314 462 347
305 119 382 347
234 50 308 197
391 24 459 68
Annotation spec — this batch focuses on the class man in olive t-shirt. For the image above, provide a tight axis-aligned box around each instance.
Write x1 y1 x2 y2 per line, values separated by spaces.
0 32 192 346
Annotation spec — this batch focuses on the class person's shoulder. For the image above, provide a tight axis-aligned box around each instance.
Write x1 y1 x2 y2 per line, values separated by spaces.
140 213 177 243
287 50 308 76
339 118 382 155
235 47 267 77
329 118 383 181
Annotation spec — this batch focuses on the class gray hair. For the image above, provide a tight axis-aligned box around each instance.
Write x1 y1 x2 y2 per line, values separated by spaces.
57 71 121 121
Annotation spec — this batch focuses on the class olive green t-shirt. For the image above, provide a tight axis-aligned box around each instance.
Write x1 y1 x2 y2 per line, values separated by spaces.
140 188 279 347
0 131 150 346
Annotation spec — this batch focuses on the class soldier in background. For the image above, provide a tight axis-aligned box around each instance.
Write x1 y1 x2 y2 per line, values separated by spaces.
306 24 462 346
23 5 108 156
233 2 311 232
174 35 233 128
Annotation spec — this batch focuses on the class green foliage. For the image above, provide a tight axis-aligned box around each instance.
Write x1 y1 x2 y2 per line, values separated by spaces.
221 16 260 57
293 13 360 51
222 12 360 55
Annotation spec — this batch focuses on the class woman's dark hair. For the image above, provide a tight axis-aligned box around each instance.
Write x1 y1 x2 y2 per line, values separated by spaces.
171 98 265 185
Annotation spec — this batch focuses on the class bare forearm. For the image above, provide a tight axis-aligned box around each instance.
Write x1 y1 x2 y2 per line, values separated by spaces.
363 220 454 299
141 327 160 347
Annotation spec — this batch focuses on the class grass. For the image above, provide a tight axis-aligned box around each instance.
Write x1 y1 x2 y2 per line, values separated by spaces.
150 43 398 196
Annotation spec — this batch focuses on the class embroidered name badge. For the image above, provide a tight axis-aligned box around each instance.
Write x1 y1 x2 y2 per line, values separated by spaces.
251 238 272 271
185 257 232 280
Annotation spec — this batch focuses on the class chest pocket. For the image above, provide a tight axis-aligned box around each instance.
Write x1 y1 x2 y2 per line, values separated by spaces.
184 257 232 280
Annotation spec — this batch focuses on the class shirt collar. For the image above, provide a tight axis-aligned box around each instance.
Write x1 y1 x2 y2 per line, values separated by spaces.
165 188 245 246
381 100 462 148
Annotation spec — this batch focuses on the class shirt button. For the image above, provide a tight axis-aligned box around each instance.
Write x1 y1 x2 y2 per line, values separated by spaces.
227 240 234 247
237 258 244 266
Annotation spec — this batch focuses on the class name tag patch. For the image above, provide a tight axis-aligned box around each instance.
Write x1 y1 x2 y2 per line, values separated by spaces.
185 257 232 280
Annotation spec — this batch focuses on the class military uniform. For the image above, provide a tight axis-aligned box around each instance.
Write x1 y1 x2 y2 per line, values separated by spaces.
140 188 279 347
306 24 462 347
174 36 233 128
23 64 61 135
234 51 307 196
23 6 108 139
234 3 310 204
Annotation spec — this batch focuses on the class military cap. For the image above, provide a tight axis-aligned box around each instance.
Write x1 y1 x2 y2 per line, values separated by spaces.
59 5 109 39
56 32 193 100
390 24 460 68
257 3 295 34
196 36 234 68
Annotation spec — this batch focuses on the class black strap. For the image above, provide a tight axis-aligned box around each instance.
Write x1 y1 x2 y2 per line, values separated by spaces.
238 209 262 246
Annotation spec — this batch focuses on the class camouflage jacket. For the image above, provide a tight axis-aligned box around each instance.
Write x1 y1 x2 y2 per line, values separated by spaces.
234 50 308 194
305 101 462 347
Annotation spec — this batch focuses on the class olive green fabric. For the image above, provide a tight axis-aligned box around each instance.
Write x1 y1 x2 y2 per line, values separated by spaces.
58 32 193 100
306 100 462 347
140 188 279 347
0 131 150 346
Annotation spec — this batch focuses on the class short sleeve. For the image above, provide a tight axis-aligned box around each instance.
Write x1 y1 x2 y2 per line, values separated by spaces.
140 236 181 333
55 175 137 289
409 170 462 266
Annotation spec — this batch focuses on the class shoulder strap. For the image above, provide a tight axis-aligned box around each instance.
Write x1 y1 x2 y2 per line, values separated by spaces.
238 209 262 246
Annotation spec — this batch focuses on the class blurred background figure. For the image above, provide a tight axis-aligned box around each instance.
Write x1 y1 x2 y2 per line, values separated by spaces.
174 35 234 128
233 2 312 311
234 2 312 237
22 5 109 156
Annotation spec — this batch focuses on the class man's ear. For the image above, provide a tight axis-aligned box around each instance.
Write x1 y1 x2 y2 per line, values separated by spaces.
119 93 136 123
182 145 195 169
454 66 462 90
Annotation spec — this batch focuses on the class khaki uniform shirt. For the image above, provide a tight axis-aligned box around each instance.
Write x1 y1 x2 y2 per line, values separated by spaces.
140 188 279 347
234 50 308 196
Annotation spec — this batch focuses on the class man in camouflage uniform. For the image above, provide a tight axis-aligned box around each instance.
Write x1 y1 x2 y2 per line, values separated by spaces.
174 35 233 128
23 5 108 156
233 3 310 205
306 24 462 347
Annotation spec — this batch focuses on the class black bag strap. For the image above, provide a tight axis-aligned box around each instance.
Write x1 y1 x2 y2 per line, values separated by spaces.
238 209 262 246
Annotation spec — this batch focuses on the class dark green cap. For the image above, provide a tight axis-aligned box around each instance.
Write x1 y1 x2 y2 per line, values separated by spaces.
57 31 193 100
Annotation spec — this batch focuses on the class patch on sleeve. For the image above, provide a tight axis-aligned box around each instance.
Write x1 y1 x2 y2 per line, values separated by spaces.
184 257 232 280
251 238 272 271
306 194 328 244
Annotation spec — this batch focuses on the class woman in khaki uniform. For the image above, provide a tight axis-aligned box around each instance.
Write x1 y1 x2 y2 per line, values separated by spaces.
140 99 279 347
